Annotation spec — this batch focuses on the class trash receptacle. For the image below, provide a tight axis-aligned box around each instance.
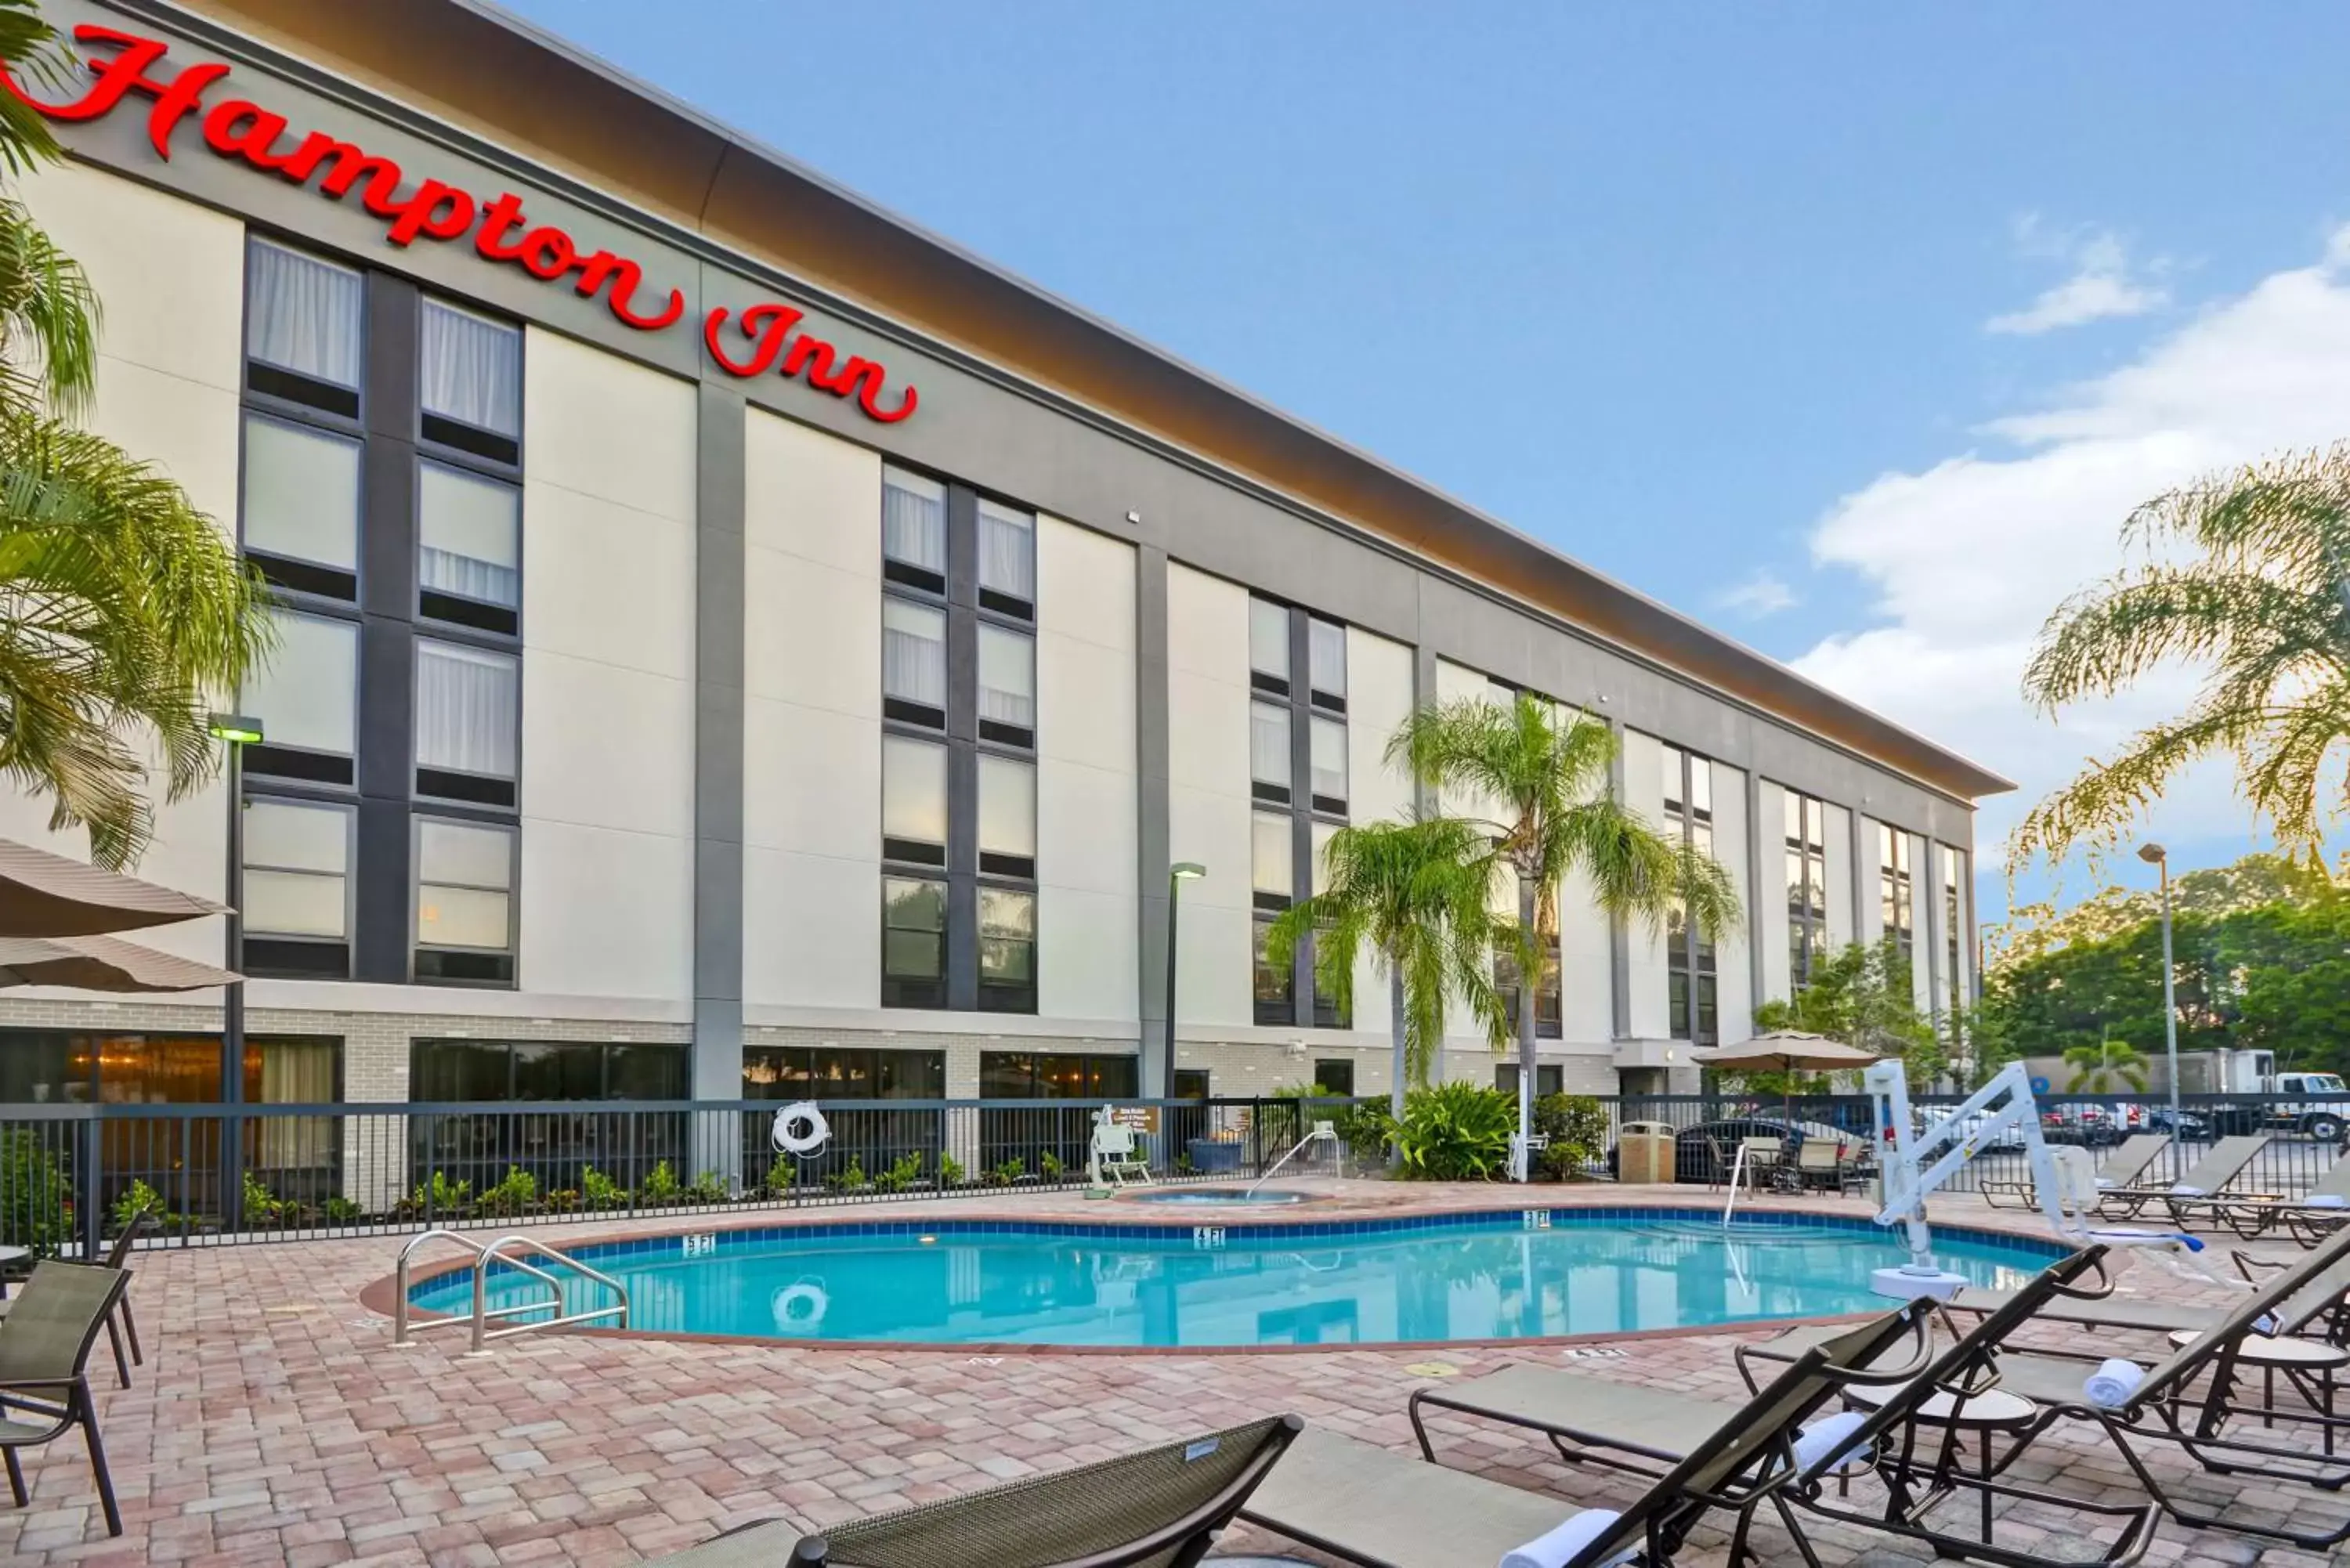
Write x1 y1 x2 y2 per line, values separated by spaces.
1618 1122 1677 1185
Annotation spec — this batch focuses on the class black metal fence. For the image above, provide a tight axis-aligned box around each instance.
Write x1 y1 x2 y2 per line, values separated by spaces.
0 1087 2342 1255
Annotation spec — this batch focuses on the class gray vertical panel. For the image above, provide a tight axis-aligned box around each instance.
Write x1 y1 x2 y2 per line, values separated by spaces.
1412 642 1439 818
1853 809 1874 956
1746 769 1767 1024
1288 606 1314 1029
1134 546 1171 1093
692 384 746 1100
945 489 980 1012
1608 719 1632 1042
353 794 409 983
354 273 420 985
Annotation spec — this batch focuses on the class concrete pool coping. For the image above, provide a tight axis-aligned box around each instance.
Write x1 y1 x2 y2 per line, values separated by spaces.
364 1189 2064 1358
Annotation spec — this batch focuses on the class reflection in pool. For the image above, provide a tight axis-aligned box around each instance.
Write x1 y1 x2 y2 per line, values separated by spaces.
408 1211 2055 1349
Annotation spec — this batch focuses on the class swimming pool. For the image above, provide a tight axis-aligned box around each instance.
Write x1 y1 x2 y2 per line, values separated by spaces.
404 1209 2059 1349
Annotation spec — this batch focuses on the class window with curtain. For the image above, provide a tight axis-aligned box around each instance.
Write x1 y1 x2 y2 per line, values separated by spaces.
1250 702 1292 803
977 625 1035 742
254 1039 338 1171
420 298 521 457
882 466 946 589
245 237 363 411
414 817 515 985
1253 917 1293 1024
415 639 519 801
1252 811 1292 908
978 887 1035 1012
1249 598 1291 693
881 735 948 865
241 413 360 591
882 598 947 723
241 798 352 979
244 611 358 772
882 876 947 1008
1310 716 1348 811
1309 818 1346 1024
977 499 1035 615
978 753 1036 876
1308 618 1347 708
418 459 519 625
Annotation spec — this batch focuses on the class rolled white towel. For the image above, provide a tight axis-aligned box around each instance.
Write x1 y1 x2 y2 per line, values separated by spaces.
2168 1183 2207 1197
2094 1176 2120 1190
1500 1508 1632 1568
2084 1358 2147 1409
2305 1194 2348 1209
1792 1410 1873 1475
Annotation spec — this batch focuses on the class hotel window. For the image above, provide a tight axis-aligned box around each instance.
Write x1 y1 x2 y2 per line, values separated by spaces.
240 798 352 978
1252 918 1294 1025
1879 823 1914 974
1662 745 1717 1044
1249 597 1291 695
1253 811 1294 1024
977 498 1036 617
881 876 948 1009
1498 934 1563 1040
1309 819 1348 1027
1496 1063 1565 1099
881 466 947 592
743 1046 947 1100
1784 789 1828 991
1312 1059 1355 1097
413 818 515 985
1250 701 1292 804
1309 716 1349 814
879 471 1042 1013
1307 617 1347 712
240 238 528 991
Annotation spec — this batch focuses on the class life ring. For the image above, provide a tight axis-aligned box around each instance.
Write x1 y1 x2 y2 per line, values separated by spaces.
772 1278 829 1331
771 1101 830 1157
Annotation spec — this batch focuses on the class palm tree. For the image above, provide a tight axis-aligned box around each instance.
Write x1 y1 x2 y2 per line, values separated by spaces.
0 0 271 868
2064 1040 2149 1095
2015 443 2350 869
1394 693 1742 1180
1264 815 1510 1133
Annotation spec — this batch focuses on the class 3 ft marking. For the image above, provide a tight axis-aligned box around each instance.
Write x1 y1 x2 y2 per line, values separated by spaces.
1524 1210 1553 1230
680 1232 717 1259
1194 1226 1227 1250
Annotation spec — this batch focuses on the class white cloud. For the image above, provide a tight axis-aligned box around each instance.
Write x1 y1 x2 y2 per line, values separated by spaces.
1985 222 2168 335
1715 569 1796 618
1793 225 2350 870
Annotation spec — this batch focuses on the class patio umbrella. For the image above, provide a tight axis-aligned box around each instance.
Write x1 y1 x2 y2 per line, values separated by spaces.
0 932 240 992
1693 1031 1882 1131
0 837 226 938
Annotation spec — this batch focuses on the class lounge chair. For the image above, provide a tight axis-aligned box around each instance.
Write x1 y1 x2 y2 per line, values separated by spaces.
1791 1138 1860 1195
1947 1242 2350 1345
1933 1226 2350 1550
1244 1304 1940 1567
0 1261 133 1537
638 1415 1299 1566
2184 1158 2350 1244
1980 1133 2166 1210
2094 1133 2270 1220
0 1213 149 1389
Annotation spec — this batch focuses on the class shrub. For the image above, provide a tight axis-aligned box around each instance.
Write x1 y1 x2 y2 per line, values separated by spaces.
544 1187 580 1213
1533 1093 1611 1181
988 1157 1025 1187
1395 1081 1516 1182
686 1170 732 1205
322 1195 362 1226
873 1153 921 1194
641 1162 682 1206
764 1163 796 1199
0 1132 70 1255
408 1170 474 1218
580 1166 627 1210
477 1166 539 1216
824 1156 869 1194
1038 1151 1065 1184
1331 1100 1397 1165
240 1170 283 1227
111 1179 162 1234
937 1154 966 1188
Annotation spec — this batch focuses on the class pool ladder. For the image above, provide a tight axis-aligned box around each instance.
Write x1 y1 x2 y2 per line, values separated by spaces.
391 1229 631 1354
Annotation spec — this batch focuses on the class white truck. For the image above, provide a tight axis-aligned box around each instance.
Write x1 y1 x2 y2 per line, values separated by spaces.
2193 1050 2348 1141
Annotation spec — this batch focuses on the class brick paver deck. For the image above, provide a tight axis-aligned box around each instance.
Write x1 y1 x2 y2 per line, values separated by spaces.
0 1180 2341 1566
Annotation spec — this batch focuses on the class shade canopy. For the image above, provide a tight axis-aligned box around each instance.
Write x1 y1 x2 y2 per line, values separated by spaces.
0 933 240 993
1692 1031 1881 1074
0 838 226 938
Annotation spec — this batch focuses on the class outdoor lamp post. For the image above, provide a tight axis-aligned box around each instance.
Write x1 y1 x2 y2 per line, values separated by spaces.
2138 843 2181 1147
1163 862 1206 1097
209 713 262 1231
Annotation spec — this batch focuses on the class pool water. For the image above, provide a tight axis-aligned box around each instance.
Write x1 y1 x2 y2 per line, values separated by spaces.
1127 1187 1318 1206
408 1211 2055 1349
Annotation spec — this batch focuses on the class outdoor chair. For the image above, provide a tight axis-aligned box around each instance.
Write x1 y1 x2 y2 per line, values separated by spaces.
2092 1134 2270 1220
0 1261 132 1538
1979 1133 2166 1210
640 1415 1299 1566
2172 1156 2350 1243
0 1214 150 1389
1947 1242 2350 1346
1791 1138 1862 1196
1243 1304 1940 1567
1089 1107 1152 1189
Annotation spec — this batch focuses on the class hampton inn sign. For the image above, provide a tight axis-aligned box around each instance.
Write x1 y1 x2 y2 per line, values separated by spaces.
6 23 922 424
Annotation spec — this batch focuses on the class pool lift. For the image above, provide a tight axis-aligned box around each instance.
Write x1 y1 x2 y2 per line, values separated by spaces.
1867 1059 2220 1302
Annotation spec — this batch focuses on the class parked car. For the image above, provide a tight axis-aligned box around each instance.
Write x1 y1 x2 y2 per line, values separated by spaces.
2039 1104 2122 1147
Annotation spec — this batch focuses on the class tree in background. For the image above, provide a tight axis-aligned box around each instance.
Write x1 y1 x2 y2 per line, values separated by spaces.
1264 815 1510 1131
1751 936 1944 1092
1394 692 1739 1177
2063 1039 2149 1094
0 2 272 867
2012 444 2350 873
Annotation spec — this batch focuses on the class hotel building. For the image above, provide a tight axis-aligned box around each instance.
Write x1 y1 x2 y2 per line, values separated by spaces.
0 0 2008 1131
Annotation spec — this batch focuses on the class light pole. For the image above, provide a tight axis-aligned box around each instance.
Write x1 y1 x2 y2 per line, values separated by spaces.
1162 862 1205 1098
2137 843 2180 1151
209 713 262 1230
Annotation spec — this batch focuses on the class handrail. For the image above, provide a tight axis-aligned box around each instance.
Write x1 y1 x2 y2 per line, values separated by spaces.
391 1228 630 1353
1722 1143 1750 1227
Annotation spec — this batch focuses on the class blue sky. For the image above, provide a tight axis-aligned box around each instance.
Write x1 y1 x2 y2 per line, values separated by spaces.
504 0 2350 922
